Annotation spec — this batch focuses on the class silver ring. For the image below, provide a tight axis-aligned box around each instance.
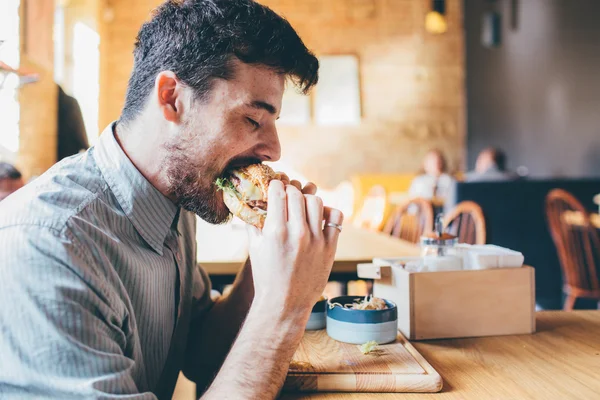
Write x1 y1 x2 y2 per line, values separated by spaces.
324 222 342 232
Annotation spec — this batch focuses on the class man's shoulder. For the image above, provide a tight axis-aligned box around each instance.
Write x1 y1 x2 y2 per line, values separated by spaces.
0 148 110 234
0 152 126 309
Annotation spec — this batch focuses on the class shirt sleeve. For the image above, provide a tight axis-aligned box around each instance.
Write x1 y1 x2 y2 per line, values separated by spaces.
0 225 157 399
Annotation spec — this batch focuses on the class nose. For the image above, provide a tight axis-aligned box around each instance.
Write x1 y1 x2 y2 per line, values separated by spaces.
256 124 281 162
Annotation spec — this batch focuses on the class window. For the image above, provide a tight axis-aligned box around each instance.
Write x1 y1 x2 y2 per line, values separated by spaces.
0 0 21 162
72 22 100 146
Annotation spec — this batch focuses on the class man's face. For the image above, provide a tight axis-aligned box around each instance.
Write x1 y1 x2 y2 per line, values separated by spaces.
164 62 284 224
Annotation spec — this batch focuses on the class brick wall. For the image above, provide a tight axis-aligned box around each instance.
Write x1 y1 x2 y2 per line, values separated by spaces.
98 0 163 131
17 0 57 180
99 0 465 188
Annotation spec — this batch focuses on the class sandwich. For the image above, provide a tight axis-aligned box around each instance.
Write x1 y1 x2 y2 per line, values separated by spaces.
215 164 280 229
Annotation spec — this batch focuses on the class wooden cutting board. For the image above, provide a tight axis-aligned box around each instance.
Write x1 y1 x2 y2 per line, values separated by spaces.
284 330 443 393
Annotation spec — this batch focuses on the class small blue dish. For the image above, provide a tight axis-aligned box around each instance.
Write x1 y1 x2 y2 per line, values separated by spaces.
305 297 327 330
326 296 398 344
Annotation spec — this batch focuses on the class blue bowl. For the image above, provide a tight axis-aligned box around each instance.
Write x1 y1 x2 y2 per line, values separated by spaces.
305 297 327 330
326 296 398 344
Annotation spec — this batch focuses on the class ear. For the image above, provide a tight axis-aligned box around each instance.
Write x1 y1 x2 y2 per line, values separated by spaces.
155 71 185 124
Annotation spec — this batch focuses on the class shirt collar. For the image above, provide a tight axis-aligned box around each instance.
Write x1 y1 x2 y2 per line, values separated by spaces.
94 122 179 255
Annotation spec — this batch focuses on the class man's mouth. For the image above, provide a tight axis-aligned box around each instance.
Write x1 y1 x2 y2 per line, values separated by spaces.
225 157 262 171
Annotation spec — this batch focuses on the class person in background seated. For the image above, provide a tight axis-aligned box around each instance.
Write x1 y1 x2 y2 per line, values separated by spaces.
0 162 24 201
57 85 89 161
409 149 456 204
466 147 517 182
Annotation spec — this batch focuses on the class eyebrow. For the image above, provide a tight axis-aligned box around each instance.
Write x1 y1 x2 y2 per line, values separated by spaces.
248 100 278 116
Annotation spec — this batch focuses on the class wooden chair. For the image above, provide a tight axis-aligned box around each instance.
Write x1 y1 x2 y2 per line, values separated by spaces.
443 201 486 245
546 189 600 311
352 185 388 231
383 197 434 244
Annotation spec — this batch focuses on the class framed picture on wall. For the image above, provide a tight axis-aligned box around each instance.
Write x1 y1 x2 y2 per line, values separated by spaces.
278 84 311 125
315 55 361 126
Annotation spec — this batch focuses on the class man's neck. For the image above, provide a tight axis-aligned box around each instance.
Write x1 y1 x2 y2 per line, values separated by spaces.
113 120 175 202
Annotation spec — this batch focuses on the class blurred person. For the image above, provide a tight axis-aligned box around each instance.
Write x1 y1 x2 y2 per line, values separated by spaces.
0 162 24 201
57 85 89 160
0 1 343 399
409 149 456 203
466 147 517 182
445 147 518 212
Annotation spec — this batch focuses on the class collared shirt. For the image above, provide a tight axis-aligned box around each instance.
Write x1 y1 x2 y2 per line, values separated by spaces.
0 123 213 399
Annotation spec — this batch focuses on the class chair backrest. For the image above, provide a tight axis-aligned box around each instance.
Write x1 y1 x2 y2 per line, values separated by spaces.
443 201 486 245
352 185 388 231
545 189 600 296
383 197 434 243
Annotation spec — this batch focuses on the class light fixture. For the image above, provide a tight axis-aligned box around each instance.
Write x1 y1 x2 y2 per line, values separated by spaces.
425 0 447 34
481 11 501 47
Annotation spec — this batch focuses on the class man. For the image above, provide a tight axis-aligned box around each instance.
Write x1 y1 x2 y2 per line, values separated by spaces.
408 149 456 204
0 162 24 201
0 1 343 399
444 148 517 212
466 147 517 182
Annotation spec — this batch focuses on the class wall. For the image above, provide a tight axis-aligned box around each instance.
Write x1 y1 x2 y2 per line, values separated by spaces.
465 0 600 178
98 0 162 137
18 0 58 179
99 0 465 188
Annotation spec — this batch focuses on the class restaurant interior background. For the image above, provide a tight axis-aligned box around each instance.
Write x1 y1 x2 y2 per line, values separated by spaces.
1 1 599 310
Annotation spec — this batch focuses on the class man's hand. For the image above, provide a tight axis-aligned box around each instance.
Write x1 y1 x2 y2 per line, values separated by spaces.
277 173 317 196
201 177 343 400
247 179 343 316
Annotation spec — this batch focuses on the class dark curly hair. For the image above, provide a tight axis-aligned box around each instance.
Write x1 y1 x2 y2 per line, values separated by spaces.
120 0 319 124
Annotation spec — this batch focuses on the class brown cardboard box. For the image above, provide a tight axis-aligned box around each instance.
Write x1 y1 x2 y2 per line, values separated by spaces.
358 264 536 340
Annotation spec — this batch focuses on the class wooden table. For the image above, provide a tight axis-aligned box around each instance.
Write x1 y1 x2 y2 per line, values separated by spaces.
196 218 419 276
281 311 600 400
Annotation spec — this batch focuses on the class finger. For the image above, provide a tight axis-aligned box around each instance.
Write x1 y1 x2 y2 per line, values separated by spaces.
290 179 302 191
278 172 290 185
286 184 307 227
323 207 344 243
305 195 324 237
265 180 287 227
301 182 317 195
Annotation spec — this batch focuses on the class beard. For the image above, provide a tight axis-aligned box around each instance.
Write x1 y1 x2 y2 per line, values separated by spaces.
163 141 231 225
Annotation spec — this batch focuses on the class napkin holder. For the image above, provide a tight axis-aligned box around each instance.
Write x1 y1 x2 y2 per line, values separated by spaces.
358 257 536 340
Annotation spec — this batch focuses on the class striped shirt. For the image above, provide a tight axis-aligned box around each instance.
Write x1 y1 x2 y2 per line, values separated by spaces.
0 123 213 399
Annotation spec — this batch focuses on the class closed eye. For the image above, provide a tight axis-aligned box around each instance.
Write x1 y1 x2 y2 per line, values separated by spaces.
246 117 260 130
